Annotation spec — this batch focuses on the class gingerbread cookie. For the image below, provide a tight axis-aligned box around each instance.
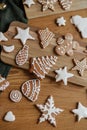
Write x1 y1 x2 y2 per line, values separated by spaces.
38 0 57 11
70 15 87 38
72 58 87 76
16 45 29 66
29 56 58 79
55 33 80 56
23 0 35 8
59 0 72 10
21 79 40 102
56 17 66 26
0 75 9 91
38 28 55 48
10 90 22 103
36 96 64 127
3 45 15 53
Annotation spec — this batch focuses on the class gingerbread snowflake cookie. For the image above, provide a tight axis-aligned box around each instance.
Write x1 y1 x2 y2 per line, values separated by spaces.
0 75 9 91
36 95 64 127
10 90 22 103
70 15 87 38
14 27 35 45
72 58 87 76
55 66 74 85
56 17 66 26
55 33 80 56
21 79 40 102
23 0 35 8
72 102 87 122
16 45 29 66
29 56 58 79
59 0 72 10
38 28 55 48
38 0 57 11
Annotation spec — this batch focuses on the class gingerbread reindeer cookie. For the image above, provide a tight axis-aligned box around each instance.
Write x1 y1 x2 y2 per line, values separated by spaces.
55 33 80 56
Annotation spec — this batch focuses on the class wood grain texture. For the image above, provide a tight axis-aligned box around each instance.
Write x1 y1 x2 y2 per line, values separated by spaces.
0 4 87 130
23 0 87 19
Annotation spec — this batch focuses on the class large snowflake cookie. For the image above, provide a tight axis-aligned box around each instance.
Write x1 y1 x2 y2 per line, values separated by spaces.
16 45 29 66
14 27 35 45
72 58 87 76
23 0 35 8
29 56 58 79
56 17 66 26
0 75 9 91
70 15 87 38
0 32 8 42
38 0 57 11
72 102 87 122
59 0 72 10
36 96 64 126
55 33 80 56
21 79 40 102
38 28 55 48
55 66 74 85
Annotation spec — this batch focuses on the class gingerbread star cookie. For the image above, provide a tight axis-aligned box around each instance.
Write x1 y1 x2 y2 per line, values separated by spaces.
14 27 35 45
38 0 57 11
55 66 74 85
0 32 8 42
36 96 64 127
23 0 35 8
72 58 87 76
72 102 87 122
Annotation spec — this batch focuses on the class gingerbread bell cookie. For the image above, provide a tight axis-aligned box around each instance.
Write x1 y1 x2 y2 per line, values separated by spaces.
59 0 72 10
10 90 22 103
21 79 40 102
38 28 55 49
16 45 29 66
55 33 80 56
0 75 9 91
29 56 58 79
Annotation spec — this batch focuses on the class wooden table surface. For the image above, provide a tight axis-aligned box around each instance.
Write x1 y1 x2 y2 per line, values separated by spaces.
0 8 87 130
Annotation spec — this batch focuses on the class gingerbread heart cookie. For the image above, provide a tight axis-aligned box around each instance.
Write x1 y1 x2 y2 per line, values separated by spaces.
29 56 58 79
16 45 29 66
21 79 40 102
55 33 80 56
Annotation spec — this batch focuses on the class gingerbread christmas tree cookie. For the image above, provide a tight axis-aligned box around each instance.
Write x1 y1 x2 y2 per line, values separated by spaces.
29 56 58 79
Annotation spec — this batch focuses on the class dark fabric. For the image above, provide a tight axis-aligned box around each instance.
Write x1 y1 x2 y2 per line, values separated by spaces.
0 0 28 78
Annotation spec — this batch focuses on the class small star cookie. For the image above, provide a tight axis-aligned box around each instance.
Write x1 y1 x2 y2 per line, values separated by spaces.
23 0 35 8
38 0 57 11
0 32 8 42
36 96 64 126
72 102 87 122
14 27 35 45
56 17 66 26
55 66 74 85
72 58 87 76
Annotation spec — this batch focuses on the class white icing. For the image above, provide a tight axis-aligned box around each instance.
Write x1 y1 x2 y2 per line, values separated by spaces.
23 0 35 8
71 15 87 38
3 45 15 53
0 32 8 42
56 17 66 26
0 81 9 91
59 0 72 10
4 111 15 122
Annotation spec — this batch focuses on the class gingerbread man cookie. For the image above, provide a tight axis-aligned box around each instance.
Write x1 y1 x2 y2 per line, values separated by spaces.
55 33 80 56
